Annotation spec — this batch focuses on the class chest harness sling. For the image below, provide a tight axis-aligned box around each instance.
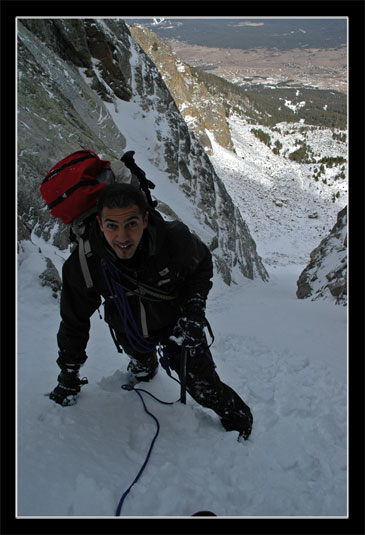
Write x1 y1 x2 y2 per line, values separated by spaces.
100 259 177 354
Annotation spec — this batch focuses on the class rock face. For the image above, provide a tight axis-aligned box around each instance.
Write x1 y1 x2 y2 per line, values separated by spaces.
39 258 62 298
129 24 234 154
296 207 347 305
17 18 268 285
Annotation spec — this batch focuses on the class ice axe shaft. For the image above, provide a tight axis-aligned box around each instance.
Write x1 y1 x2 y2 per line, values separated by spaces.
120 151 157 208
180 347 187 404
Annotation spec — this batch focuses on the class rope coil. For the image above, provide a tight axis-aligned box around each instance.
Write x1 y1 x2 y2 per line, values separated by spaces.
101 260 157 354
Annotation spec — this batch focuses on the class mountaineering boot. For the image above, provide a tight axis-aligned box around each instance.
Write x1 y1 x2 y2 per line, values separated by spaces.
127 352 158 383
221 406 253 441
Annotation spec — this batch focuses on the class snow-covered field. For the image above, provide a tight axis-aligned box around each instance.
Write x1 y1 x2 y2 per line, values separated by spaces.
17 238 347 518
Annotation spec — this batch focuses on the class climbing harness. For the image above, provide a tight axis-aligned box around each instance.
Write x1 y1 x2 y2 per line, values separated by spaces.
115 384 179 516
101 259 181 354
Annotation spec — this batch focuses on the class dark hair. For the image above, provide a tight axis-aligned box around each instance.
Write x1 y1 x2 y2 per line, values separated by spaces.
97 183 148 218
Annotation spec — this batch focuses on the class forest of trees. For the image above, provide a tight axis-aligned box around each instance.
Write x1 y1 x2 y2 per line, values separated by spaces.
191 67 347 130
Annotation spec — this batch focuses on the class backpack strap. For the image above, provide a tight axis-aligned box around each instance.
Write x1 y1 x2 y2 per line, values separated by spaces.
78 237 94 289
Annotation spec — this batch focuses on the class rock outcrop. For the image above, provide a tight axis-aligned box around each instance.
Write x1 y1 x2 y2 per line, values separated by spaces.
129 23 234 154
296 207 347 305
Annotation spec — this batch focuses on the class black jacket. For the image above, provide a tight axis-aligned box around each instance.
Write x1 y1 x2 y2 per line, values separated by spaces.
57 214 213 367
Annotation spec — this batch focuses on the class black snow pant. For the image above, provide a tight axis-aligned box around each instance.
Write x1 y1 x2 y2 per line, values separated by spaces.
114 330 253 437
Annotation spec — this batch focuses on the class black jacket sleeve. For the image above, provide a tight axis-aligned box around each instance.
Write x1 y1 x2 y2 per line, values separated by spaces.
57 246 102 367
166 221 213 317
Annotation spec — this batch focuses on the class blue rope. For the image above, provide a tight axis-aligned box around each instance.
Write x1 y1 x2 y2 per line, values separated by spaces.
115 384 178 516
101 260 157 354
157 344 182 387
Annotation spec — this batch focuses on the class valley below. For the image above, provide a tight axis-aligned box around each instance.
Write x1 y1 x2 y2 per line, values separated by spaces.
165 40 347 94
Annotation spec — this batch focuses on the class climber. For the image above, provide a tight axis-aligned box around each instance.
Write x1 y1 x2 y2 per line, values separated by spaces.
49 183 253 440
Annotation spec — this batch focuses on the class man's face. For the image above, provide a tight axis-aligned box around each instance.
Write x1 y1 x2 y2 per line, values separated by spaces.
97 205 148 260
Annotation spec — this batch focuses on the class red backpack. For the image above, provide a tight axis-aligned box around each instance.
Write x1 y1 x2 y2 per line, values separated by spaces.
40 149 112 224
40 149 114 288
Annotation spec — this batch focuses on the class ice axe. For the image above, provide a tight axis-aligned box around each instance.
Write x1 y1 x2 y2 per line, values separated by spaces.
121 151 157 208
180 347 188 404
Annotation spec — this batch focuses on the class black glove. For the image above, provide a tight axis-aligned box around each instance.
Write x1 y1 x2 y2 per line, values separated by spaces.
49 370 88 406
170 293 208 353
171 316 205 353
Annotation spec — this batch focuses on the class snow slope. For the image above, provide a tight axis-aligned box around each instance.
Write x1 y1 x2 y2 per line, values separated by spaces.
17 229 347 518
207 115 347 268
